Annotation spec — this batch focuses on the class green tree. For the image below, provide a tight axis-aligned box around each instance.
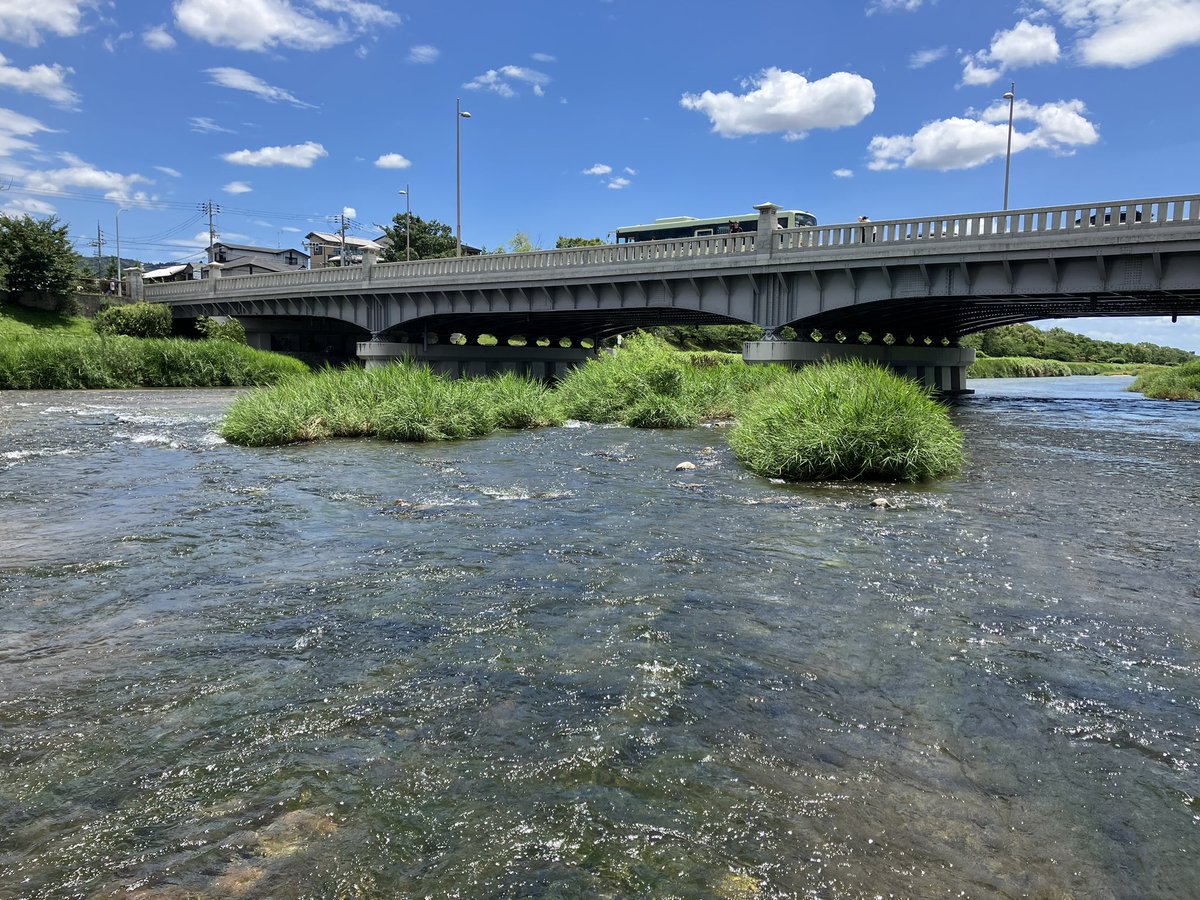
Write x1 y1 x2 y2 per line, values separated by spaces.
378 212 457 262
555 236 605 248
0 214 80 297
505 232 541 253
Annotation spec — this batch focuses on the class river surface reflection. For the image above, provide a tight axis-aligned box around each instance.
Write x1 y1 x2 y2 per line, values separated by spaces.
1 376 1197 898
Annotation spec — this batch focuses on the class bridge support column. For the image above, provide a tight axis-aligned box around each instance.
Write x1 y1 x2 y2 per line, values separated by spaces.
357 341 597 380
743 341 976 395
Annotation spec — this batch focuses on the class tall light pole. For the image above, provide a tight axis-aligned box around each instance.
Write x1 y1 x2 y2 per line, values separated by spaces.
398 185 411 261
115 207 129 298
456 98 471 257
1002 81 1015 211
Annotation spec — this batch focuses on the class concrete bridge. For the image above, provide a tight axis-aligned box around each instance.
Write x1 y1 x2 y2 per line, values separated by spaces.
142 194 1200 393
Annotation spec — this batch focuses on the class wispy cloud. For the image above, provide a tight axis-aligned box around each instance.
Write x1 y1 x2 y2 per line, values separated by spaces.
0 107 55 157
223 141 328 168
581 163 612 176
531 52 555 62
607 176 631 190
223 180 252 194
909 46 946 68
833 168 854 178
174 0 400 52
464 65 551 98
143 24 176 50
155 166 183 177
206 67 314 108
190 116 234 134
408 44 438 63
0 53 78 107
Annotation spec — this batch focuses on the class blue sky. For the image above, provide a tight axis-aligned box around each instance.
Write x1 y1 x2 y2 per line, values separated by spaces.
2 0 1199 351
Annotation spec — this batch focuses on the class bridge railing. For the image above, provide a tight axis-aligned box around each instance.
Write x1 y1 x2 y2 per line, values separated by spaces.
775 194 1200 250
144 193 1200 302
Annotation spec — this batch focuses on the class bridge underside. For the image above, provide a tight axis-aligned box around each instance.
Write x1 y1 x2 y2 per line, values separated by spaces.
789 291 1200 341
384 307 747 343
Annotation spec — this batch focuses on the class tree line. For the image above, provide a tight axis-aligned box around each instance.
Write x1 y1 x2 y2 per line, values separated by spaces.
960 323 1194 366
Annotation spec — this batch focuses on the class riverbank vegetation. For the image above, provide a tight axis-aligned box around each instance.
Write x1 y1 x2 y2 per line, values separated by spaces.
0 333 309 390
1 300 305 389
729 359 964 482
961 323 1194 366
1131 359 1200 400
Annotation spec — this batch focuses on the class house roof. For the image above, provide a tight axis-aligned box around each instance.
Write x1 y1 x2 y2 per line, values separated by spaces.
212 241 309 258
210 255 291 274
143 263 193 280
306 231 384 251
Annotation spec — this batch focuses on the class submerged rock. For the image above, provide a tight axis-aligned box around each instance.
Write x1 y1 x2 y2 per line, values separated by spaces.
871 497 893 509
675 461 697 471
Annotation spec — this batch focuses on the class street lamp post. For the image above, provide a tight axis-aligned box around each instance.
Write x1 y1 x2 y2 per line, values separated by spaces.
1002 81 1015 211
398 186 411 261
456 98 471 257
115 207 129 298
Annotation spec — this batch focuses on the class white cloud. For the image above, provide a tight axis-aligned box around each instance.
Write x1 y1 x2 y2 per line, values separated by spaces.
607 176 631 190
374 152 411 169
680 67 875 138
909 46 946 68
582 163 612 175
281 225 302 233
308 0 400 28
868 97 1098 171
222 141 328 167
155 166 182 177
1043 0 1200 67
2 195 57 216
342 206 356 218
961 19 1060 85
867 0 927 13
0 53 77 107
223 180 252 193
206 67 313 108
408 44 438 63
174 0 399 52
531 52 555 62
143 24 176 49
464 65 551 98
0 107 53 156
623 166 637 175
104 32 132 53
190 116 234 133
833 168 854 178
0 0 89 46
22 152 153 204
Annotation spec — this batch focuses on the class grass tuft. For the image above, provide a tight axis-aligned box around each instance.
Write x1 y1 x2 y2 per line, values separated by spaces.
1131 359 1200 400
728 359 964 482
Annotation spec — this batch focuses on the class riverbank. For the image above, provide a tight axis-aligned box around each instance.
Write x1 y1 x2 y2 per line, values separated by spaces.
1131 358 1200 400
967 355 1165 378
0 302 309 389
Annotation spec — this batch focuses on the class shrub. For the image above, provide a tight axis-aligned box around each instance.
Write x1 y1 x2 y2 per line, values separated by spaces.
1131 359 1200 400
94 302 173 338
967 356 1072 378
728 360 965 482
196 315 248 344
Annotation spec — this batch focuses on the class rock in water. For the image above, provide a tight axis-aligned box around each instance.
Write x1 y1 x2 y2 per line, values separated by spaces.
870 497 893 509
675 461 697 471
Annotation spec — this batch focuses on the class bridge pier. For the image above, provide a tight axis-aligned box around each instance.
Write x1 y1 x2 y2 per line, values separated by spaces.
356 341 597 380
743 341 976 395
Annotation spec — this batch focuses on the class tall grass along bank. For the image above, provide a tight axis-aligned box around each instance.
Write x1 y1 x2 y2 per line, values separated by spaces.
729 360 964 482
1131 359 1200 400
0 334 308 390
220 363 564 446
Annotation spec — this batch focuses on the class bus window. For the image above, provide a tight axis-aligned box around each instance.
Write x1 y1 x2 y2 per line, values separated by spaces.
695 228 714 236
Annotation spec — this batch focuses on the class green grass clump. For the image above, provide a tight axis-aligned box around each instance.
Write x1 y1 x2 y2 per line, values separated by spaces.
94 302 172 338
553 332 786 427
728 360 964 482
1131 359 1200 400
0 334 307 390
219 362 563 446
967 356 1073 378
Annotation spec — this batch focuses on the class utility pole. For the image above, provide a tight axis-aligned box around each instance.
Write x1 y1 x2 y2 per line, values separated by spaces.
90 222 105 282
198 200 220 261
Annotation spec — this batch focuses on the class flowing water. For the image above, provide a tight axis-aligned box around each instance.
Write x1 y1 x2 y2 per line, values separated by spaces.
0 376 1197 899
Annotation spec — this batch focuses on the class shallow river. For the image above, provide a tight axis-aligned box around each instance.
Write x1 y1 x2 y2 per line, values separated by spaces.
1 376 1197 899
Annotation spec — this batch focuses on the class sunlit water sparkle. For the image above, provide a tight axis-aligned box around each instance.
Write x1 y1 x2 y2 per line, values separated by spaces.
0 377 1197 898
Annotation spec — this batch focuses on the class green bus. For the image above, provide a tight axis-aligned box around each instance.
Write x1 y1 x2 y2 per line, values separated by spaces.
614 208 818 243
